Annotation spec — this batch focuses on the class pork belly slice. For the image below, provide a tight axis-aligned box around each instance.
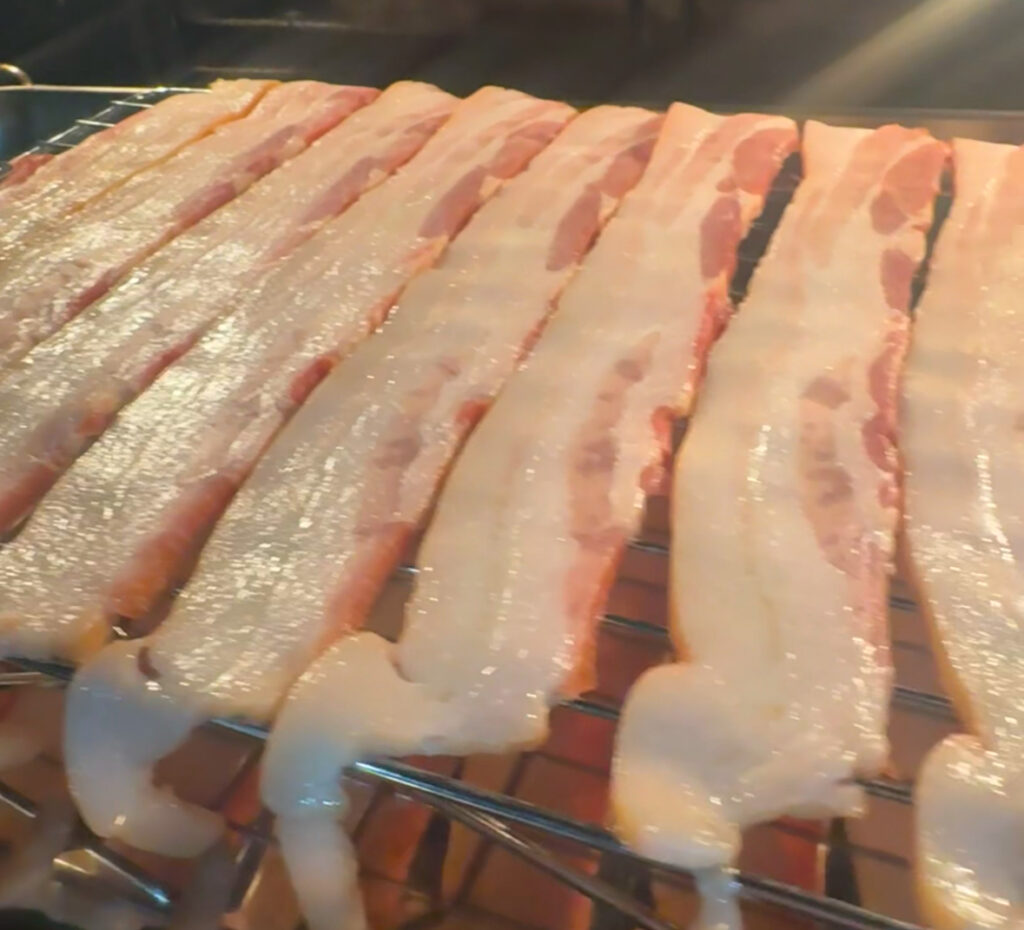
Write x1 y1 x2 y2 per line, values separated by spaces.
0 81 454 535
0 80 268 254
903 139 1024 930
0 80 362 368
59 87 578 857
251 104 796 930
611 122 946 876
60 101 659 871
1 85 562 665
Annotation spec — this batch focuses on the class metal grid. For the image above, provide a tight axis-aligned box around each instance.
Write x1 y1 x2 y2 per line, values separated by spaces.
0 89 970 930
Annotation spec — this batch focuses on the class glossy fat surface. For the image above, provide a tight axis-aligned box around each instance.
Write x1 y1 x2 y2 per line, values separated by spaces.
613 122 946 870
252 100 660 803
0 80 269 259
392 105 797 745
0 82 399 534
257 103 667 930
0 80 350 368
0 83 457 662
260 105 798 825
62 86 577 859
904 138 1024 928
78 86 573 697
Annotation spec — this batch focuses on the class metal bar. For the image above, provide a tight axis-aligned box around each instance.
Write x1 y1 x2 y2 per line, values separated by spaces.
0 780 39 820
431 801 679 930
55 842 174 912
10 652 953 743
0 84 184 96
350 762 922 929
0 779 174 912
892 684 956 719
0 671 51 688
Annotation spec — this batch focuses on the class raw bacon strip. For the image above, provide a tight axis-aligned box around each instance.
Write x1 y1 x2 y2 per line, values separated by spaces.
0 81 268 254
0 81 451 535
228 105 657 930
1 86 561 665
0 80 356 368
59 98 647 868
250 105 796 930
57 86 573 856
612 123 946 877
2 85 565 668
904 140 1024 930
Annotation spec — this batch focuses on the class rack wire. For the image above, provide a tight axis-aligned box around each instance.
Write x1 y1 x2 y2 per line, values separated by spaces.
0 87 970 930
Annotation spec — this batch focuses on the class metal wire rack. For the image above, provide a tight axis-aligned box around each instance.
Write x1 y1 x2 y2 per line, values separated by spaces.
0 87 975 930
0 87 192 184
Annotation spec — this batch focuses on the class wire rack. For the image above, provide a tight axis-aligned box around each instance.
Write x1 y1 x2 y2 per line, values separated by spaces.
0 88 974 930
0 88 193 186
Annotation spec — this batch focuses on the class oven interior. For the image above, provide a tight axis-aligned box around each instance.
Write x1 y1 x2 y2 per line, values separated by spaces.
2 4 1023 929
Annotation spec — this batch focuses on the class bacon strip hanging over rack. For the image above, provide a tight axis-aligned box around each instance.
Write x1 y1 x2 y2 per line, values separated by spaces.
0 81 268 254
612 122 946 879
57 100 664 874
0 80 358 369
0 81 455 535
903 138 1024 930
251 104 796 930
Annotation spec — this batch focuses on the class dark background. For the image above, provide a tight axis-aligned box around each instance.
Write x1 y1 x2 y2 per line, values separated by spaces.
4 0 1024 110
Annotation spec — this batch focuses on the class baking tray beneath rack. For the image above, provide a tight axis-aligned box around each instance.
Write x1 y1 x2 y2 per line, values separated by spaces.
0 86 1019 930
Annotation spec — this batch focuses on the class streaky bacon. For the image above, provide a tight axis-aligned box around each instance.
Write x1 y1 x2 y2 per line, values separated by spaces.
252 104 796 930
0 85 561 665
58 87 576 862
0 81 269 256
0 82 454 535
904 138 1024 930
0 80 359 368
611 121 946 880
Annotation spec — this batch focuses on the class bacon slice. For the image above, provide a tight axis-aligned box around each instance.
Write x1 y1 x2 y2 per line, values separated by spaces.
59 87 576 857
903 139 1024 930
0 81 269 254
1 85 564 667
611 122 946 878
0 81 452 536
247 105 795 930
0 80 360 368
1 86 563 665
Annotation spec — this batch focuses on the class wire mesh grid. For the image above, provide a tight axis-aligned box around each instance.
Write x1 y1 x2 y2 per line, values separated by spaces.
0 89 970 930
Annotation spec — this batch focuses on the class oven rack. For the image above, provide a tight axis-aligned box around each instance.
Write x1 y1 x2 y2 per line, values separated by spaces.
0 533 946 930
0 603 934 930
0 87 965 930
0 86 195 185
